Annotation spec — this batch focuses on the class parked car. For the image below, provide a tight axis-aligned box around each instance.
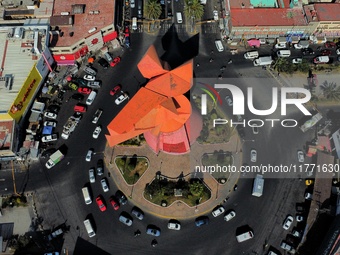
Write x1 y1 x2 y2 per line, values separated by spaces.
119 213 133 226
275 43 286 49
168 219 181 230
283 215 294 230
302 48 314 55
292 58 303 64
195 216 209 227
225 95 233 106
305 192 312 200
44 252 60 255
78 87 92 94
47 105 60 113
130 0 135 8
84 75 96 81
213 10 218 20
131 207 144 220
74 78 87 87
336 48 340 55
293 44 303 49
71 93 84 101
97 159 104 175
87 81 102 89
41 134 58 143
89 168 95 183
111 56 121 67
92 126 102 139
324 41 336 48
212 205 225 217
85 149 93 162
297 150 304 162
96 196 107 212
115 92 129 105
292 228 302 238
74 104 87 113
280 241 296 253
41 148 57 158
224 210 236 221
72 111 83 121
44 112 57 119
314 56 330 64
321 49 332 56
146 226 161 236
250 149 257 162
101 178 109 192
68 82 78 90
116 190 128 205
43 121 57 127
110 84 122 96
92 109 103 124
104 52 113 63
296 215 304 222
98 58 109 69
110 196 120 210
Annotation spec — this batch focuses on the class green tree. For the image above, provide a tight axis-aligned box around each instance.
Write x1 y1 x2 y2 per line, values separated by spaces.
297 60 310 73
189 181 204 196
184 0 204 23
320 81 340 100
144 0 162 20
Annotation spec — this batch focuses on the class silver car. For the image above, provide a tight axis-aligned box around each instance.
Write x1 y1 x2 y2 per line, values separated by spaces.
119 213 133 226
89 168 95 183
101 178 109 192
250 149 257 162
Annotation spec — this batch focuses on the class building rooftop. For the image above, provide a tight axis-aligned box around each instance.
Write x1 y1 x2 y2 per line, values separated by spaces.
314 3 340 22
231 8 307 26
50 0 114 47
0 25 48 113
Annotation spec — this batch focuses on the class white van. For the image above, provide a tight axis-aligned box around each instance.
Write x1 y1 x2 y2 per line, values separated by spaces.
244 51 259 59
215 40 224 52
236 230 254 242
176 12 183 23
84 219 96 238
86 91 97 105
277 50 291 58
132 17 137 30
82 187 92 205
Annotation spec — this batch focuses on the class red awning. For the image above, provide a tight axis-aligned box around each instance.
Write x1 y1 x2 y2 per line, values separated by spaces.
103 31 118 43
57 60 77 66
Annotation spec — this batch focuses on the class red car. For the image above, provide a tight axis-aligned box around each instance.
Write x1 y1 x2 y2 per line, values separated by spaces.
324 41 336 49
78 87 92 94
110 197 120 211
110 84 122 96
74 104 87 113
96 196 107 212
110 56 121 67
124 26 130 37
321 49 332 56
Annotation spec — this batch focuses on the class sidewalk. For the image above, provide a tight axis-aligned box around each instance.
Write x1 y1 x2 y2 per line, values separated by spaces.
104 134 242 219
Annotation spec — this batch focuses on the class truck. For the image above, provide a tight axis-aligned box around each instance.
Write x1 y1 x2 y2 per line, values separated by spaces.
252 174 264 197
300 113 322 132
45 150 64 169
61 116 79 139
253 56 273 66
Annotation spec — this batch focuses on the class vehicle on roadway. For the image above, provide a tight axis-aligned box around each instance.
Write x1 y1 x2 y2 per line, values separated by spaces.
195 216 209 227
110 56 121 67
116 190 128 205
85 149 93 162
110 196 120 210
44 112 57 119
96 196 107 212
43 121 57 127
131 207 144 220
101 178 109 192
110 84 122 96
92 109 103 124
236 230 254 243
292 58 303 64
115 92 129 105
283 215 294 230
82 187 92 205
41 134 58 143
78 87 92 94
212 205 225 217
225 95 232 106
44 252 60 255
84 219 96 237
119 213 133 226
168 219 181 230
297 150 304 162
84 75 95 81
280 241 296 253
313 56 330 64
252 174 264 197
146 226 161 236
250 149 257 162
92 126 102 139
89 168 95 183
97 159 104 175
224 210 236 221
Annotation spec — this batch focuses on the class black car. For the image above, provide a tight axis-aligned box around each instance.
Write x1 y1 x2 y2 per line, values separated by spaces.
74 78 87 87
41 148 57 158
71 93 84 101
98 58 109 69
47 104 60 113
167 9 173 17
302 48 314 55
116 190 128 205
97 159 104 176
72 111 83 121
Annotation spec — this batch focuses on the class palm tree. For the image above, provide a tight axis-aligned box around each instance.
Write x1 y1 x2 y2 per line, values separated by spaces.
184 0 204 27
144 0 162 30
320 81 340 100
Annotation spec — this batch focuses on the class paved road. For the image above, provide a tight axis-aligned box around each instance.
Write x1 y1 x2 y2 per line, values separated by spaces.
5 29 339 255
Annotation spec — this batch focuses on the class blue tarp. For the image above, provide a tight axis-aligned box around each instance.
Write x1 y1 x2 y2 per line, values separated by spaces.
42 126 53 135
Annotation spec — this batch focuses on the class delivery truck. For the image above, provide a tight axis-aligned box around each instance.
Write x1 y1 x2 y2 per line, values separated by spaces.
252 174 264 197
45 150 64 169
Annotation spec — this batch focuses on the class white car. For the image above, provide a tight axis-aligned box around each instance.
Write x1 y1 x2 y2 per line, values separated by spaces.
250 149 257 162
280 241 296 253
292 58 303 64
92 126 102 139
92 109 103 124
115 93 129 105
85 149 93 162
89 168 95 183
275 43 286 49
43 121 57 127
293 44 303 49
282 215 294 230
101 178 109 192
224 210 236 221
225 95 233 106
297 150 304 162
41 134 58 143
168 220 181 230
296 215 304 222
213 10 218 21
212 205 225 217
130 0 135 8
84 75 96 81
44 112 57 119
336 48 340 55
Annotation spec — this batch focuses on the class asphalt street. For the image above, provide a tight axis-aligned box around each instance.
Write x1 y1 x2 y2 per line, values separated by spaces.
3 20 340 255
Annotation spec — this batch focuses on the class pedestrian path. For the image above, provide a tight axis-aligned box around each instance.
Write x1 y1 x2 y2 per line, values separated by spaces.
104 134 242 219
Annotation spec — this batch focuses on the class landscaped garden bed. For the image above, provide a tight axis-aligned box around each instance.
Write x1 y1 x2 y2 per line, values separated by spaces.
115 155 149 185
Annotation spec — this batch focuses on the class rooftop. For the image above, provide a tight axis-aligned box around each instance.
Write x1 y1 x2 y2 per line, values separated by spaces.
314 3 340 22
231 8 307 27
0 25 48 112
50 0 115 47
